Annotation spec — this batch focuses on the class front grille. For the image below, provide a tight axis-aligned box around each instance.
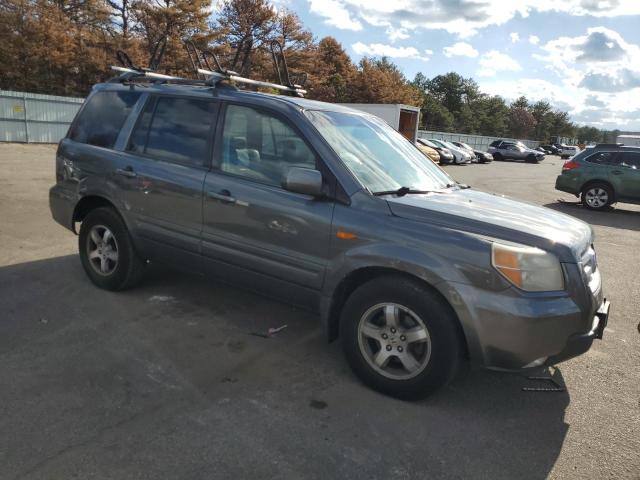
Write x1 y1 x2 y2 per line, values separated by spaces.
582 246 601 294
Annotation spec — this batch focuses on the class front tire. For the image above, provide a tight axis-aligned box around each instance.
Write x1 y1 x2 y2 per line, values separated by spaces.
581 183 614 211
525 154 539 163
340 276 462 400
492 152 503 161
78 207 145 291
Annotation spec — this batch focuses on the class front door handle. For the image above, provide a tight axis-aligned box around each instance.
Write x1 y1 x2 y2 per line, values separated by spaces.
116 166 137 178
207 190 236 204
611 170 623 175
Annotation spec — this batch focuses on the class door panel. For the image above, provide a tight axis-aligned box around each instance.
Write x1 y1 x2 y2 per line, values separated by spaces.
610 152 640 201
113 95 218 270
201 104 335 307
202 173 333 290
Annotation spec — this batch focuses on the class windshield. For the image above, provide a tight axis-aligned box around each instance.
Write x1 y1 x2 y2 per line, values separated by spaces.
418 138 437 148
306 110 452 193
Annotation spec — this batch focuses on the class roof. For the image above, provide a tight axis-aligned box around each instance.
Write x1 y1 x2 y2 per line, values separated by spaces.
94 81 362 114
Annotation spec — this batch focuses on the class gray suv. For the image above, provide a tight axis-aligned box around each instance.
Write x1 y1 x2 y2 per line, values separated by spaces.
50 83 609 399
489 140 545 163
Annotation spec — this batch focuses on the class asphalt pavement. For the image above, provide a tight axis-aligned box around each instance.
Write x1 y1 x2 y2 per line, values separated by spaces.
1 145 638 479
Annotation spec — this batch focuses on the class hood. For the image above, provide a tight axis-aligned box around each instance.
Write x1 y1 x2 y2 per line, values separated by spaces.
386 188 592 261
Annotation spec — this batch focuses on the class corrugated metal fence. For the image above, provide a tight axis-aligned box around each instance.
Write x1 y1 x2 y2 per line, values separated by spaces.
418 130 540 151
0 90 84 143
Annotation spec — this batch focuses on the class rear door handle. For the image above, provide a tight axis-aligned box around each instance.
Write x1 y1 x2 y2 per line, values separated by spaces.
116 167 137 178
207 190 236 204
611 170 623 175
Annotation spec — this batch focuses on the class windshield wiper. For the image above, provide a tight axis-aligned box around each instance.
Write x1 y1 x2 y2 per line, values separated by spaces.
447 182 471 189
372 186 435 197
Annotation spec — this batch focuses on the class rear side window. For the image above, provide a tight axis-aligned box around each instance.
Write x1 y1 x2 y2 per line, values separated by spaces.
69 91 140 148
128 96 217 166
586 151 617 165
617 152 640 169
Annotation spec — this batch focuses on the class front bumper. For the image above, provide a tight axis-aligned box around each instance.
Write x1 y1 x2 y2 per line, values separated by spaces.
439 275 606 370
546 299 609 365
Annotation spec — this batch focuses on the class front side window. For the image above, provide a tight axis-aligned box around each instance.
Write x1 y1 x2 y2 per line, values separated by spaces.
128 96 217 166
69 91 140 148
219 105 316 186
306 110 452 193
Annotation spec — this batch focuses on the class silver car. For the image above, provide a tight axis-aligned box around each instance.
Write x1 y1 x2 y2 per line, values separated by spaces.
488 140 545 163
429 139 473 164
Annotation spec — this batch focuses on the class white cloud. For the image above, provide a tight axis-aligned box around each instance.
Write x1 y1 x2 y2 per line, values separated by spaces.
510 32 520 43
308 0 362 30
477 51 522 77
529 35 540 45
352 42 432 61
386 26 409 42
306 0 640 38
535 27 640 92
443 42 479 58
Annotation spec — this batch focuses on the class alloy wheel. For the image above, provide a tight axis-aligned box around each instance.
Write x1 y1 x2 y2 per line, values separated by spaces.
585 187 609 208
357 303 432 380
86 224 119 275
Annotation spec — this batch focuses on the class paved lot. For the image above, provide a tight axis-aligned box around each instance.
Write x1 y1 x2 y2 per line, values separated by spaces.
1 144 638 479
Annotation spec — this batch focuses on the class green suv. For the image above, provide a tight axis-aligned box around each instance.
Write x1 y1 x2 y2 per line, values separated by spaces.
555 144 640 210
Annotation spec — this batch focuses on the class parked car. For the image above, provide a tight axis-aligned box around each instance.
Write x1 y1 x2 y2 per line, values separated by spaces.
488 140 545 163
555 144 640 210
50 82 609 399
560 145 580 159
418 138 454 164
451 141 493 163
541 144 561 155
415 138 440 164
430 139 473 164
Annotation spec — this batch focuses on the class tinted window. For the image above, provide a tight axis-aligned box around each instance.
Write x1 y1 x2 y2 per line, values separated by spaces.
586 151 618 165
490 140 500 147
617 152 640 169
219 105 316 186
128 96 216 166
69 91 140 148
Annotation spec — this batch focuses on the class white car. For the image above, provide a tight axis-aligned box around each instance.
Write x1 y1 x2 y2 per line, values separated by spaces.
429 139 473 164
560 145 580 159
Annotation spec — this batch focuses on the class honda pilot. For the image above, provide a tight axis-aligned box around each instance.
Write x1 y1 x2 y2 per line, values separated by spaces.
50 82 609 399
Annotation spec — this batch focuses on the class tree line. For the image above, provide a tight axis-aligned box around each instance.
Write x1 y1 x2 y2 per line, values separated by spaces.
0 0 615 143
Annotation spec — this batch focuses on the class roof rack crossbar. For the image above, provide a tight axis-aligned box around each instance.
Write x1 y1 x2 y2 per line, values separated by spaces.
196 67 306 95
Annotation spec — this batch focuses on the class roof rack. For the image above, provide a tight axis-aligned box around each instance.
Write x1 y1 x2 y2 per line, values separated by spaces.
108 38 307 97
184 39 307 97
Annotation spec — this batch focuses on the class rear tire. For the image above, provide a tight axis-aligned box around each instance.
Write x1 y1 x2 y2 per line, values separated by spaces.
78 207 145 291
581 183 614 211
340 276 462 400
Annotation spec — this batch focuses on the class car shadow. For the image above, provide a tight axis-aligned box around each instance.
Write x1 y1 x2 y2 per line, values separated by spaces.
1 254 569 479
544 200 640 232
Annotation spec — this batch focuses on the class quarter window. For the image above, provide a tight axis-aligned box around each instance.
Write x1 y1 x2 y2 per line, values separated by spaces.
219 105 316 186
128 96 217 166
69 91 140 148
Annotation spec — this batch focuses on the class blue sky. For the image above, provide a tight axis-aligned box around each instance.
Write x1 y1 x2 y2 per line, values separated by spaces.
278 0 640 131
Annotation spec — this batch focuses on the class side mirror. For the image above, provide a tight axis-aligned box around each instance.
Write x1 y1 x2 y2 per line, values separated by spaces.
283 167 323 197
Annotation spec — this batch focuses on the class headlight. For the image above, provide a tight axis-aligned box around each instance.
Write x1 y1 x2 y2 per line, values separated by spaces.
491 242 564 291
